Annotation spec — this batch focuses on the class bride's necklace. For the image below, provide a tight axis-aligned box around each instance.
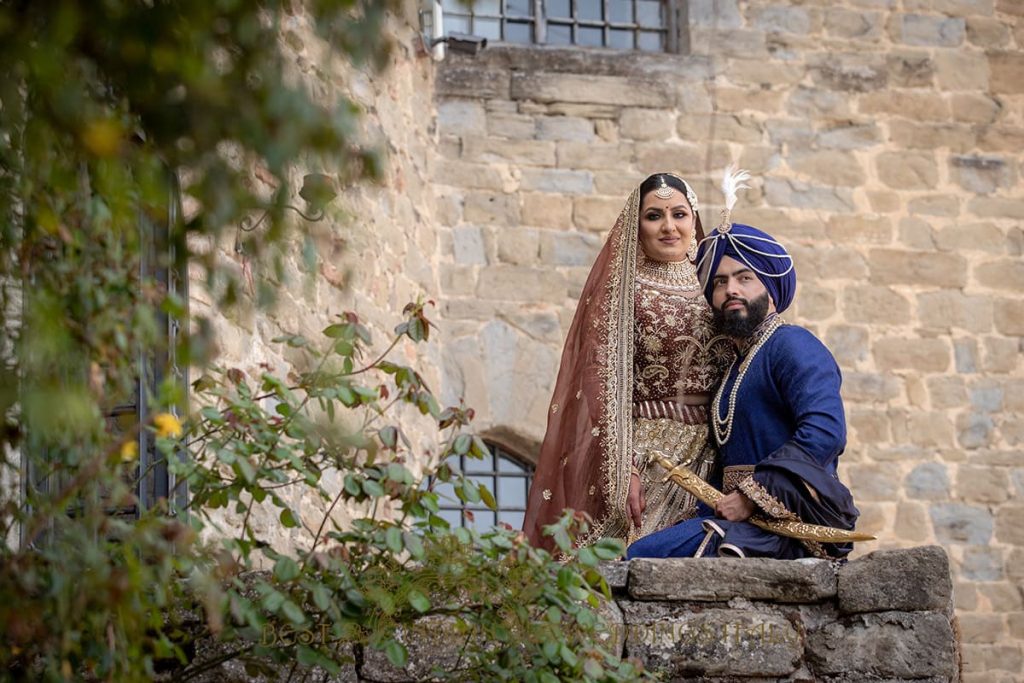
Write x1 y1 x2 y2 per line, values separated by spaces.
636 257 699 293
712 314 784 445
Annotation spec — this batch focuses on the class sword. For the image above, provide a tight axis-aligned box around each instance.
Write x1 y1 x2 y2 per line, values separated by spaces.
652 454 876 543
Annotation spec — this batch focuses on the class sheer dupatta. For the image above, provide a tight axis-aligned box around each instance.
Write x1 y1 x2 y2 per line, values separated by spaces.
523 190 644 550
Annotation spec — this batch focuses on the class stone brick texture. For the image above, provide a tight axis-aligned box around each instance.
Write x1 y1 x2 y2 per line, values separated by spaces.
191 1 1024 670
431 1 1024 666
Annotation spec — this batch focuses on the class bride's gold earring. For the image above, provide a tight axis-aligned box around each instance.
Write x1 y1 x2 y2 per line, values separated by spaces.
687 234 698 260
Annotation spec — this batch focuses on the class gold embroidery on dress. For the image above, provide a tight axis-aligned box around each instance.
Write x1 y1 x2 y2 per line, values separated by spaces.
542 489 552 501
723 465 755 494
737 476 797 521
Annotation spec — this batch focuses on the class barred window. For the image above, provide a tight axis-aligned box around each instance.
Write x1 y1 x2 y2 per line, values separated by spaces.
440 0 680 52
434 442 534 531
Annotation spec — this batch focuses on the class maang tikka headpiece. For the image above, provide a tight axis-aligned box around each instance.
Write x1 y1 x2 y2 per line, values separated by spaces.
654 175 674 199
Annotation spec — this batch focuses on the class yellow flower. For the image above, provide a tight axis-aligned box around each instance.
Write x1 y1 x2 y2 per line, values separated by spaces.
154 413 183 438
119 440 139 463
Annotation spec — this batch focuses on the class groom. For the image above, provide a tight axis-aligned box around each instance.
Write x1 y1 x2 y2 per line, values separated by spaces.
627 222 860 560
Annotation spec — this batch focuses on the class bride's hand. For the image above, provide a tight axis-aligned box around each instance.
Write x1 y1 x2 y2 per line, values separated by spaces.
627 472 645 529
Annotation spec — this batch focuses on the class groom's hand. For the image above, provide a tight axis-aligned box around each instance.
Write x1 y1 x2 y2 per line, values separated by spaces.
715 491 755 522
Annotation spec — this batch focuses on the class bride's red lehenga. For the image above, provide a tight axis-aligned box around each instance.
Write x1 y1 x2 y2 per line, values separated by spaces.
523 176 733 551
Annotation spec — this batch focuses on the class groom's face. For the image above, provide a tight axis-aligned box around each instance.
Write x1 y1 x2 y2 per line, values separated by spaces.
711 255 775 336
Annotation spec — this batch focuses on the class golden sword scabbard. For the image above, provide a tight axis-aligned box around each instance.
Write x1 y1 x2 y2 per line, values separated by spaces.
652 454 876 543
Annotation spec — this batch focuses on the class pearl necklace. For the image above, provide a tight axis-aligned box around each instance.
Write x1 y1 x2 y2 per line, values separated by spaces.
712 315 784 446
636 258 699 293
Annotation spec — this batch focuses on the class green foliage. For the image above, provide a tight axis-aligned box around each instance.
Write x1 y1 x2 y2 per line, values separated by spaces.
0 1 648 681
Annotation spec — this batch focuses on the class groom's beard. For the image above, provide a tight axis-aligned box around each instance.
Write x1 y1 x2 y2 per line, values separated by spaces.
713 292 771 339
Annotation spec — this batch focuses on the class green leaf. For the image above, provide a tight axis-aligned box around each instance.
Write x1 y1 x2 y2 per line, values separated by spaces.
362 479 385 498
281 599 306 625
384 526 403 554
273 556 300 582
479 484 496 511
577 546 598 567
279 508 300 529
323 323 348 338
407 590 430 613
383 639 408 668
460 477 480 504
236 458 257 484
311 583 332 611
559 644 578 667
593 538 625 561
453 434 471 455
403 531 425 560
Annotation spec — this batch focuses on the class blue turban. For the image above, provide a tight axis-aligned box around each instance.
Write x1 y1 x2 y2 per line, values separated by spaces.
695 223 796 314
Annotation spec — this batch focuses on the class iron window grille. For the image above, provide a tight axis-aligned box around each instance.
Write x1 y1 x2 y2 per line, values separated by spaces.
433 442 535 531
439 0 683 52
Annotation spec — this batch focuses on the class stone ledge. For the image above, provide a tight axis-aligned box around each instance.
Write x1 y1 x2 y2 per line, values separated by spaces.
838 545 953 614
628 557 838 603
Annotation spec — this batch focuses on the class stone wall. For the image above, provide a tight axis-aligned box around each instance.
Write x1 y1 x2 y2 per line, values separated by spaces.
431 1 1024 677
184 546 961 682
189 0 448 555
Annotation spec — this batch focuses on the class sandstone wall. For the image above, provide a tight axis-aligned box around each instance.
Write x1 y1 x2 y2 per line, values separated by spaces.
189 1 447 555
432 1 1024 677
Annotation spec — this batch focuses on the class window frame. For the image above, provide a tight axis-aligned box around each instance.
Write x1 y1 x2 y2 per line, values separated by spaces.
433 441 535 531
436 0 689 54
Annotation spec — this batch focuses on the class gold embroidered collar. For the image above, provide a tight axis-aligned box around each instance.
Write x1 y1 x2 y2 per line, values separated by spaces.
636 258 699 293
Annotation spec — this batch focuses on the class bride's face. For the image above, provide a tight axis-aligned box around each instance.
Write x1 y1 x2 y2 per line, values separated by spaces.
638 187 695 262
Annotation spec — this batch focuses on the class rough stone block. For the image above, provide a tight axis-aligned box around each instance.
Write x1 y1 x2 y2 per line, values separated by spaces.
935 49 990 91
475 266 566 303
788 149 867 187
618 108 675 141
452 226 487 265
886 50 937 88
967 16 1011 47
951 92 1002 124
715 86 786 114
539 230 601 267
807 611 956 677
848 409 890 443
463 191 520 227
573 195 629 231
597 561 629 591
868 248 967 287
957 465 1009 504
688 0 743 28
557 141 635 170
961 545 1005 581
841 285 910 324
837 545 952 613
977 125 1024 153
848 463 902 501
959 614 1007 645
749 6 813 34
968 196 1024 220
864 90 950 120
896 14 965 47
974 258 1024 291
825 8 885 40
793 288 835 320
628 558 837 602
872 338 951 372
463 136 555 166
918 290 994 333
981 336 1020 372
495 227 539 266
437 99 487 136
434 159 507 191
678 113 764 144
988 50 1024 94
511 71 672 107
894 501 931 543
961 644 1024 675
815 123 882 150
826 214 892 243
876 150 939 189
520 193 573 229
993 298 1024 335
904 462 950 500
728 58 806 86
809 53 889 91
889 121 976 152
535 115 594 142
930 503 993 544
621 603 803 678
436 64 510 99
519 168 594 195
359 615 473 682
994 505 1024 545
934 222 1008 254
951 155 1016 194
787 87 852 118
764 178 856 213
486 111 536 139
